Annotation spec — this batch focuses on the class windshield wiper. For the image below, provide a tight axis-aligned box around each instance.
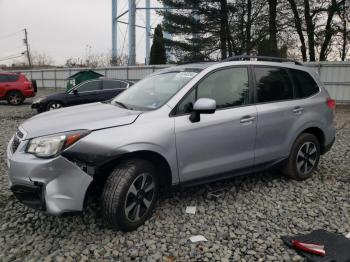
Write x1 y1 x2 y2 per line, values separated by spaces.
114 101 128 109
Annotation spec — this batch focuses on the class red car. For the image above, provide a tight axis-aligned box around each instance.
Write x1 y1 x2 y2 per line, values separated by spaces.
0 72 36 105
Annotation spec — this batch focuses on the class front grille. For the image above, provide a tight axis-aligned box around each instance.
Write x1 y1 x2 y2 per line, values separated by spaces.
11 184 46 210
12 136 20 153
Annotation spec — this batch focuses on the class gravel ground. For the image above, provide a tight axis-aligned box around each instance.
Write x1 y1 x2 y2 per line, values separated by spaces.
0 89 349 262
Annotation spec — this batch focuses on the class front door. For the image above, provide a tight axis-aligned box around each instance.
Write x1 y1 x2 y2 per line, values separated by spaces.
174 67 257 183
67 80 102 106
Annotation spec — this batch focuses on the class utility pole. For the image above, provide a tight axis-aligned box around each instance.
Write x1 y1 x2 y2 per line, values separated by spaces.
128 0 136 65
24 28 32 67
145 0 151 65
112 0 118 63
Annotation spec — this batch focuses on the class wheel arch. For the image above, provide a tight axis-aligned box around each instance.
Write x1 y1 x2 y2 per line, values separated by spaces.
301 127 325 146
96 150 173 191
5 89 24 97
286 122 326 156
292 126 327 155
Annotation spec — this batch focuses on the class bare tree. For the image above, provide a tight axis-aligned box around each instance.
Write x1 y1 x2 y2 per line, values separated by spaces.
31 51 54 66
287 0 307 61
268 0 278 56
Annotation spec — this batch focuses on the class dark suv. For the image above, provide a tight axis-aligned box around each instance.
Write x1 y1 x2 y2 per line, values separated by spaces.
0 72 36 105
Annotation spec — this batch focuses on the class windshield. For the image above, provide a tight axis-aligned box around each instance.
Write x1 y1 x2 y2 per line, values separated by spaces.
111 70 199 110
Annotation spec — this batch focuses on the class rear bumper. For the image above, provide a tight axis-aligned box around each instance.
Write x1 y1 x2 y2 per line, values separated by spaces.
321 137 335 155
22 89 36 98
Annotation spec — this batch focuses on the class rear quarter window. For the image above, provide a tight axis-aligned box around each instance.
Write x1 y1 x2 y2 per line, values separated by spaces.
291 69 319 98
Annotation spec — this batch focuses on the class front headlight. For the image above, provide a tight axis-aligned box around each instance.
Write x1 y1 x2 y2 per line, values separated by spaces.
33 97 45 103
26 130 90 158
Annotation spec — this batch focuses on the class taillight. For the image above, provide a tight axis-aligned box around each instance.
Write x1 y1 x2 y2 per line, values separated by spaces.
326 98 336 110
24 81 32 89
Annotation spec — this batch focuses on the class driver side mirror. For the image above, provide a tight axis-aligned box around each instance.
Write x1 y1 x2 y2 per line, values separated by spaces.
189 98 216 123
73 89 78 95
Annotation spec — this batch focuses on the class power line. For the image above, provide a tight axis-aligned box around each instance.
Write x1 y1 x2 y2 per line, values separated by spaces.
0 52 25 62
2 44 26 55
0 29 23 41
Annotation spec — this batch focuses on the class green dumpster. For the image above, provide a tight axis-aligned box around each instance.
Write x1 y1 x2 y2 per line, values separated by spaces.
66 70 103 90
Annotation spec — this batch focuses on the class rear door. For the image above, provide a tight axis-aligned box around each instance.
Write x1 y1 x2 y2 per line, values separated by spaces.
101 80 128 101
174 66 257 183
0 74 19 98
253 66 299 165
66 80 102 106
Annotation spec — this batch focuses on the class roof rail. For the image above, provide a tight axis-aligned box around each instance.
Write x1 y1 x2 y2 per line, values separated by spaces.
222 55 303 66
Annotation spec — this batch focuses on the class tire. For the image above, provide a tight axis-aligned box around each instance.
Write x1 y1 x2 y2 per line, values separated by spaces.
6 91 24 105
46 101 63 111
283 133 320 180
101 159 159 232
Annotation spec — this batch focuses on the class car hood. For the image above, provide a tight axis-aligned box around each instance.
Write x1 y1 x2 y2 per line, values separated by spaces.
22 102 141 139
34 92 66 103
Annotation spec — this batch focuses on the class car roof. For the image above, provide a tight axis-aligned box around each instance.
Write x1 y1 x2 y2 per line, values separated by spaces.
99 77 133 83
160 62 218 73
165 59 308 72
0 71 20 75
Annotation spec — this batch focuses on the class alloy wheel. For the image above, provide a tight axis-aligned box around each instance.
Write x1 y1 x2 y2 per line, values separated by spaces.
9 93 22 105
49 103 62 110
296 141 318 175
124 173 155 222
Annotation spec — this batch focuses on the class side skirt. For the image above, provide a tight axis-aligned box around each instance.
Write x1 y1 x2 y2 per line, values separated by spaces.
179 157 288 188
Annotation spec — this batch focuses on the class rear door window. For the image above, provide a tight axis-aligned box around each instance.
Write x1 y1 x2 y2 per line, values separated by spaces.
254 67 294 103
103 80 128 90
6 74 20 82
290 69 319 98
77 80 101 92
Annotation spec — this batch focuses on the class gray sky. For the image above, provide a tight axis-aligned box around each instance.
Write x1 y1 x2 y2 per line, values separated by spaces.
0 0 162 66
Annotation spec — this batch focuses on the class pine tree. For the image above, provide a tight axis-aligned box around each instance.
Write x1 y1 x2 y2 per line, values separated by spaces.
159 0 234 63
150 25 167 65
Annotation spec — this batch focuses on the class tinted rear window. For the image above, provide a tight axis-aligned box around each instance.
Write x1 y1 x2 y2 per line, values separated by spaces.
255 67 294 103
291 69 319 98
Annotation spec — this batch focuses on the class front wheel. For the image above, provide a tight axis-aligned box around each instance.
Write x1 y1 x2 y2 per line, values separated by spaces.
283 133 320 180
46 101 63 111
101 159 158 231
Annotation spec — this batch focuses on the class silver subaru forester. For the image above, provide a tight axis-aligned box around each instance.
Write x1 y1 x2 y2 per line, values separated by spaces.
7 57 336 231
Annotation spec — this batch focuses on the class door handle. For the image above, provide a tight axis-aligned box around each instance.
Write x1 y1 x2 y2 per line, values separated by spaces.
240 115 255 124
293 107 304 114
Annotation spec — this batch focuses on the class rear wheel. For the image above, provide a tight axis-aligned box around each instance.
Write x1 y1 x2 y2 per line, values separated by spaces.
101 159 158 231
46 101 63 111
6 91 24 105
283 133 320 180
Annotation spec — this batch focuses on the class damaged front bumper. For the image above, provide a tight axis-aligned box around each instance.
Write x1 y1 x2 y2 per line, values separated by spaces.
7 135 93 215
